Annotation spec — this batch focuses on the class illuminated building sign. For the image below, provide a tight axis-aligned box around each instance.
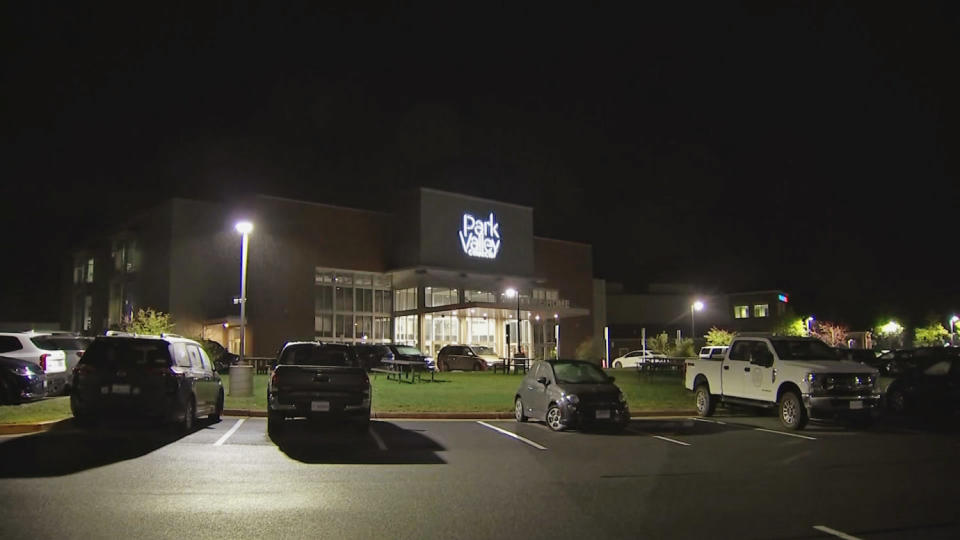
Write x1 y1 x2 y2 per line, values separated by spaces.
459 212 501 259
778 294 789 303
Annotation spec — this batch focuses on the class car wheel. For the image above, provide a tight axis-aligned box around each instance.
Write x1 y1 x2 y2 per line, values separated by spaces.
515 397 528 422
546 404 565 432
181 397 196 433
208 390 224 422
267 412 284 433
437 360 447 372
613 361 622 369
887 387 907 414
778 391 808 430
474 361 484 371
695 384 716 417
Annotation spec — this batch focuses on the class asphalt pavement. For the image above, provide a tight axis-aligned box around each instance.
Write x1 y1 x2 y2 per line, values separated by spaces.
0 412 958 539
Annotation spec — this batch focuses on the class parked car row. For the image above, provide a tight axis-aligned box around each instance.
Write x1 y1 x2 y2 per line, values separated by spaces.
0 330 94 400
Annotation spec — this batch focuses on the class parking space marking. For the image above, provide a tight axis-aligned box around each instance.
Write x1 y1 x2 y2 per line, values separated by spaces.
476 421 547 450
755 428 816 441
213 418 245 446
651 435 691 447
689 417 726 425
813 525 862 540
369 424 388 451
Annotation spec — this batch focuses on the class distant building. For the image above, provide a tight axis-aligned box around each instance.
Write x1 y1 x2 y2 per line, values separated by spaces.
65 189 595 360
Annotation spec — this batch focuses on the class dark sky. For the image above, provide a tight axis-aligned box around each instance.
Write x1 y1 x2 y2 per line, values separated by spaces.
2 2 958 330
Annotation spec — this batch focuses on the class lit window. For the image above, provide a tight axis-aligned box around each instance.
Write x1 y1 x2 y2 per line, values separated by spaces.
86 258 95 283
754 304 769 318
734 305 750 319
425 287 458 307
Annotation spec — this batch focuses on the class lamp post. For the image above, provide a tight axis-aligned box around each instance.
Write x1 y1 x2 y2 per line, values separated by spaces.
235 221 253 365
691 300 704 340
950 315 959 346
505 288 520 358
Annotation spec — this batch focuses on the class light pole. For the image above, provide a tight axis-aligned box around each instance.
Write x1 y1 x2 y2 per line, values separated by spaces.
950 315 959 346
235 221 253 365
691 300 704 340
505 288 520 358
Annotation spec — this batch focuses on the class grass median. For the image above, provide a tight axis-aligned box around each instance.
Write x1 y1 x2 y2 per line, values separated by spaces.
0 368 693 424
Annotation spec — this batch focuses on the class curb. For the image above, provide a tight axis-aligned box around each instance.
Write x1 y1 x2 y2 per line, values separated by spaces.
0 418 72 435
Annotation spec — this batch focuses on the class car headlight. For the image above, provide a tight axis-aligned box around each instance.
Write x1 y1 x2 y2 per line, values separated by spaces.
564 394 580 405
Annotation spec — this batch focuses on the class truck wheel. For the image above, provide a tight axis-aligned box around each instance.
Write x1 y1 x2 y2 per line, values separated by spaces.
778 391 808 430
180 397 196 433
695 384 716 417
613 361 622 369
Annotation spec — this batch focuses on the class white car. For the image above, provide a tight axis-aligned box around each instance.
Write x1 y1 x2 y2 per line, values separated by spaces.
0 331 69 395
698 346 729 359
611 350 667 369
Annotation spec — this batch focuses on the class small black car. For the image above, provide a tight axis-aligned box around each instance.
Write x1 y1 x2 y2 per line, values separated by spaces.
0 355 45 404
877 347 960 414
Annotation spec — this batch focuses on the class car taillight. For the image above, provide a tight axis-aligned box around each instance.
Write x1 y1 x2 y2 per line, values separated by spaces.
39 354 48 371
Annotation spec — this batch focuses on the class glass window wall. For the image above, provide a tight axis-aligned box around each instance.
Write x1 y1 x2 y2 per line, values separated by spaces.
464 290 496 303
425 287 458 307
316 268 391 343
394 288 417 311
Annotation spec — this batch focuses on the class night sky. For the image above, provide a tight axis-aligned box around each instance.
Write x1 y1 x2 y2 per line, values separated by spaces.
2 2 958 330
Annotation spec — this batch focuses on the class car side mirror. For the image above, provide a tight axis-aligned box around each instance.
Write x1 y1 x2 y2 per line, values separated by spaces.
536 376 548 386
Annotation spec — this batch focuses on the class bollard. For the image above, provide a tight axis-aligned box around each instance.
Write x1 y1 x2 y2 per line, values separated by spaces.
228 364 254 397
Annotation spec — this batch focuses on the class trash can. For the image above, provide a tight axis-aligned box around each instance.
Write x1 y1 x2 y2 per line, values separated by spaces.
228 364 254 397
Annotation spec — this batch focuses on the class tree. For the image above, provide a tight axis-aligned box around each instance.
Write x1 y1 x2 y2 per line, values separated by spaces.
672 337 696 358
575 337 601 362
811 321 849 347
124 308 174 335
704 327 736 346
774 317 808 337
914 322 949 347
646 332 671 354
874 320 905 350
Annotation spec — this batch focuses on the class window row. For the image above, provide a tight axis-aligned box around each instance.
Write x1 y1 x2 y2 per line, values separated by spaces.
733 304 770 319
315 315 392 340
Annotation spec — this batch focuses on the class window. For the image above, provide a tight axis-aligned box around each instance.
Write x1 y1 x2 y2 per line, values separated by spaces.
173 343 191 367
465 290 496 303
358 316 373 340
335 287 354 311
186 345 204 369
394 288 417 311
734 305 749 319
753 304 769 318
394 315 418 345
86 258 95 283
73 264 84 284
83 295 93 331
532 288 559 303
360 289 373 313
425 287 458 307
0 336 23 353
315 315 333 337
374 290 392 313
729 341 751 361
316 287 333 311
335 315 354 339
315 268 391 343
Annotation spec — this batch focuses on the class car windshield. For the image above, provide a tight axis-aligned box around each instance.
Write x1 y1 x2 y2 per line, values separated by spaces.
31 336 92 351
770 339 837 361
280 344 355 367
472 346 496 356
79 338 172 368
552 362 609 384
394 346 422 356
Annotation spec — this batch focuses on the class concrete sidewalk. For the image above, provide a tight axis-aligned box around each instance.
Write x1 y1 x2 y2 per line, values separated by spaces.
0 409 697 434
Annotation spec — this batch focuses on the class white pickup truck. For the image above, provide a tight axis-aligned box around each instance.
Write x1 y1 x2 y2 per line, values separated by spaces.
684 336 880 429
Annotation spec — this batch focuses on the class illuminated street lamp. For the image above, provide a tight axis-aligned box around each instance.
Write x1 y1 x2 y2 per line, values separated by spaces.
505 288 520 358
950 315 959 345
805 316 815 335
691 300 704 339
235 221 253 366
880 320 902 335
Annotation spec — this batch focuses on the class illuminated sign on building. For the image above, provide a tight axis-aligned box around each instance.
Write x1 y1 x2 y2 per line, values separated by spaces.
778 294 789 303
459 212 501 259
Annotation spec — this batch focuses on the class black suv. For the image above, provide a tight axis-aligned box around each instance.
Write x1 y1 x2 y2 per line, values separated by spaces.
70 334 224 431
876 347 960 414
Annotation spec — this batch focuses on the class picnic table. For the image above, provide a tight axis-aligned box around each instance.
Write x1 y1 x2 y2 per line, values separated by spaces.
492 357 529 374
374 358 435 383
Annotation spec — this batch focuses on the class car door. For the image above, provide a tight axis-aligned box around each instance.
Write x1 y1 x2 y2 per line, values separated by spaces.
185 344 212 412
747 341 776 401
525 362 551 418
722 340 751 398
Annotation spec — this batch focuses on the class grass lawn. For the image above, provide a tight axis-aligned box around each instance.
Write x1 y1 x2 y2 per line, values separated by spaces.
0 369 693 424
0 396 71 424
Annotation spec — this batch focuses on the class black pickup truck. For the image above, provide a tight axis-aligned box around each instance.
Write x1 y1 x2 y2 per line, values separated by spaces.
267 342 371 431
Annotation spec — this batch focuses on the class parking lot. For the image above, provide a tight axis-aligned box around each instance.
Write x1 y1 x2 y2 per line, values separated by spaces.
1 413 958 539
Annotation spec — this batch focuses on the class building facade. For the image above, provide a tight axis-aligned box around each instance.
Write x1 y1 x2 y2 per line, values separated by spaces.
66 189 594 360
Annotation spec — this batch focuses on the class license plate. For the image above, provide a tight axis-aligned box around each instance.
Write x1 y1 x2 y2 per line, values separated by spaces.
112 384 131 395
311 401 330 412
849 401 863 410
595 409 611 419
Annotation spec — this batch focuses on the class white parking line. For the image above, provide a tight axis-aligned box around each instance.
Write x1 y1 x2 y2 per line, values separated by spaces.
213 418 245 446
476 421 547 450
755 428 817 441
689 417 726 425
369 424 388 451
813 525 862 540
651 435 691 447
